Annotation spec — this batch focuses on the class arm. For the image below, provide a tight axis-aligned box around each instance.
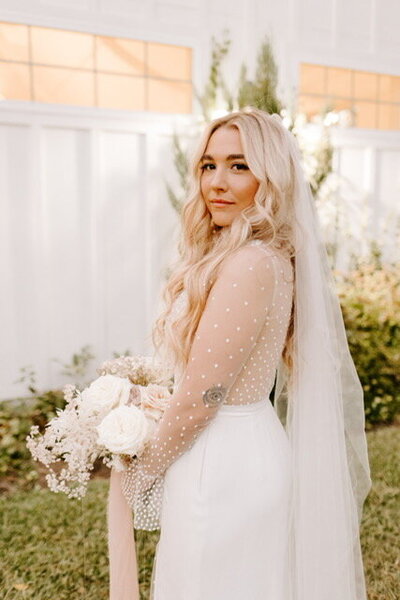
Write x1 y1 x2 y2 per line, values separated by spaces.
121 246 279 525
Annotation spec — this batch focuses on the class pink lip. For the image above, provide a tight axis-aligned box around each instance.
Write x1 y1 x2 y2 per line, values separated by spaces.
211 200 234 205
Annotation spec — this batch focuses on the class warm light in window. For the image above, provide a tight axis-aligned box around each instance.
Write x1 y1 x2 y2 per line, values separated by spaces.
97 73 145 110
31 27 94 69
148 79 192 113
378 103 400 129
329 98 352 112
298 94 329 117
327 67 352 98
0 62 30 100
147 42 191 81
379 75 400 103
299 63 400 130
33 66 95 106
299 63 325 95
0 21 192 113
0 22 29 62
353 101 377 128
96 36 145 76
353 71 378 102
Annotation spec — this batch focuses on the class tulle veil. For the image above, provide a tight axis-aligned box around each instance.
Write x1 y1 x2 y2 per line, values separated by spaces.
273 115 371 599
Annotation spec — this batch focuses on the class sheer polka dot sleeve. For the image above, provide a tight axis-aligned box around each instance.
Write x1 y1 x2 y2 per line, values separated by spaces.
121 246 280 530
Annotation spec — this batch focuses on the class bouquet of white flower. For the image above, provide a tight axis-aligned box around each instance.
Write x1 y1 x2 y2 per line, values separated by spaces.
26 355 173 499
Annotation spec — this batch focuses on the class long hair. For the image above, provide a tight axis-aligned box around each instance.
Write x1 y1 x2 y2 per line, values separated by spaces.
152 107 299 376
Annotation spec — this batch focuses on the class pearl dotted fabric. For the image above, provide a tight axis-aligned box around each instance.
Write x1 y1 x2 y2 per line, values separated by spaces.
121 240 294 530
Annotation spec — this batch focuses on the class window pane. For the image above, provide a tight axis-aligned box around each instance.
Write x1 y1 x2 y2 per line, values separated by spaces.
353 101 377 128
326 67 352 98
298 94 330 117
0 61 30 100
378 74 400 103
354 71 378 101
31 26 94 69
0 22 29 62
97 73 145 110
147 43 191 81
148 79 192 113
33 65 94 105
329 98 353 111
299 64 326 95
378 103 400 130
96 36 145 75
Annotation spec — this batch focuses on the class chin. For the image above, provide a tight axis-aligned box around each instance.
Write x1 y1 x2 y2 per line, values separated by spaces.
210 210 236 227
212 216 234 227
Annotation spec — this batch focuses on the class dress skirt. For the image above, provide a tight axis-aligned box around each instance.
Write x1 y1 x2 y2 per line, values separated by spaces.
149 397 293 600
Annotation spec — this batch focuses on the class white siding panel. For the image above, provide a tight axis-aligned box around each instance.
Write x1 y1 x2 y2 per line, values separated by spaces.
376 149 400 258
299 0 334 47
375 0 400 56
98 130 145 357
1 126 35 396
336 0 371 49
40 128 94 386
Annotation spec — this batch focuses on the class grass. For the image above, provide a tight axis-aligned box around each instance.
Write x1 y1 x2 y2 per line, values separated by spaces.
360 425 400 600
0 425 399 599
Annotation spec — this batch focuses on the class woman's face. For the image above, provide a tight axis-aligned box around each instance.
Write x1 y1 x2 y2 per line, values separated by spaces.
200 125 259 227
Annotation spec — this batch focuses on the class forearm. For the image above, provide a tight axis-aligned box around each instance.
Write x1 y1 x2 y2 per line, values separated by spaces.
123 390 219 496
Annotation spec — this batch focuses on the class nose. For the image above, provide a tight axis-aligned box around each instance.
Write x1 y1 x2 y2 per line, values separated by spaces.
210 166 228 191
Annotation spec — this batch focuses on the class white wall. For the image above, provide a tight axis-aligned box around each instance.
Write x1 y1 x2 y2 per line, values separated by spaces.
0 104 196 399
0 0 399 101
1 0 399 399
321 128 400 267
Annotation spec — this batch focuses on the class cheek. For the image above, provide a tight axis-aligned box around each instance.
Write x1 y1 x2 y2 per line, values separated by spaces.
237 177 259 202
200 174 207 197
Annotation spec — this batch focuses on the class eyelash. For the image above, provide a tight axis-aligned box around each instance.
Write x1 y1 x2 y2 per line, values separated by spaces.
200 163 249 172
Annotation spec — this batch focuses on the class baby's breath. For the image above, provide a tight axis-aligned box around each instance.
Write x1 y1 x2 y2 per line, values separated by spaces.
26 355 173 499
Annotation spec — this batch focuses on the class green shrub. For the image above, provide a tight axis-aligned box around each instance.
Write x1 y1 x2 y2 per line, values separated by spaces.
0 390 66 492
336 262 400 427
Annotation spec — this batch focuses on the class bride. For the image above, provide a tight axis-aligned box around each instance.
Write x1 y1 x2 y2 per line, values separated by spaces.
109 107 372 599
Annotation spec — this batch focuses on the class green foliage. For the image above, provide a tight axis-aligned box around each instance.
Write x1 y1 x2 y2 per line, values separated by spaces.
308 128 334 197
195 30 231 121
336 262 400 427
1 345 96 491
236 39 282 114
13 365 37 396
0 403 34 485
0 390 66 492
164 132 190 214
52 344 96 384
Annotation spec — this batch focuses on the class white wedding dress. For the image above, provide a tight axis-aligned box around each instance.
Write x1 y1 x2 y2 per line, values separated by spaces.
122 240 295 599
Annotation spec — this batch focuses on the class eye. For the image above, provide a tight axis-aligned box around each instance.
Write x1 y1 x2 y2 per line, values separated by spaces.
232 163 249 171
200 163 215 171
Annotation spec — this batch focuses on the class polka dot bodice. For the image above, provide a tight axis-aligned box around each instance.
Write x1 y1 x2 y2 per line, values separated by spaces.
121 240 294 530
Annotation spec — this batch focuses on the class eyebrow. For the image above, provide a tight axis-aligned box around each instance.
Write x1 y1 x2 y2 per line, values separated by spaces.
200 153 246 162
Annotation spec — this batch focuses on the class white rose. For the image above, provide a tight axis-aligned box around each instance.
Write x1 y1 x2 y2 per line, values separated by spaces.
96 405 150 456
79 374 132 419
140 384 171 421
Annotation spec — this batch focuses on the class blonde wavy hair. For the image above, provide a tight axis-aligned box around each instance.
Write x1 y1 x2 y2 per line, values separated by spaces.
152 107 298 377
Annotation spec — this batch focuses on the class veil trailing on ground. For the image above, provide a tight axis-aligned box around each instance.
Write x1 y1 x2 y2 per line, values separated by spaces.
272 114 372 599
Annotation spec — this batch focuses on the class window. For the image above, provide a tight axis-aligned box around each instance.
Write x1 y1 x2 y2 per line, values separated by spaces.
0 21 192 113
299 63 400 130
